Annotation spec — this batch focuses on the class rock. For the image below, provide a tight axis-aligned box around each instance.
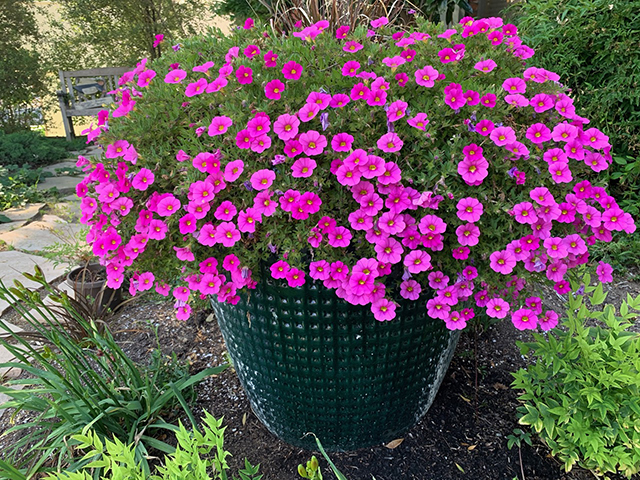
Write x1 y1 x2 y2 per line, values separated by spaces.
0 250 71 314
0 221 27 234
36 176 82 194
0 345 22 381
41 162 79 176
0 215 83 252
1 203 45 222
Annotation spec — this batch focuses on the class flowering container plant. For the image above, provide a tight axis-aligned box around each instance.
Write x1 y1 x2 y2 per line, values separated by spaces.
78 14 635 449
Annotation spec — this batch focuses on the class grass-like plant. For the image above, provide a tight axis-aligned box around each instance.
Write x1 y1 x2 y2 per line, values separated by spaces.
0 266 227 478
512 273 640 478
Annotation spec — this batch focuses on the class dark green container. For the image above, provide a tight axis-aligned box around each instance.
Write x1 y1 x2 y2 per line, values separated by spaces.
210 276 460 451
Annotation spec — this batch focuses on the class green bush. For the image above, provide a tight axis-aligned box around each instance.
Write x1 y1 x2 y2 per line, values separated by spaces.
513 0 640 158
0 266 227 478
0 130 85 168
512 274 640 478
41 413 262 480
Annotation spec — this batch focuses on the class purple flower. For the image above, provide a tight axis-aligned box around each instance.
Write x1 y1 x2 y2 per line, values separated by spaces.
272 155 286 165
320 111 330 131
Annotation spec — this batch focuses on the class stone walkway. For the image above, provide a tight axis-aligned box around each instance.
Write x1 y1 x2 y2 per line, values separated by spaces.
0 146 99 412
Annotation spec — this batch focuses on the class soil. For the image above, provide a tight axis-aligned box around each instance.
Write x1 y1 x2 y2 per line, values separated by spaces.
2 273 640 480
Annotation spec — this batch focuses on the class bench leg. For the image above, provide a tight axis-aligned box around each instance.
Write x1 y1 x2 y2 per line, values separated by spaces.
61 114 74 141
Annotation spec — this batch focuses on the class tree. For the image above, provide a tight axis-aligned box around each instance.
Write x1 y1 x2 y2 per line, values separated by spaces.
43 0 215 70
0 0 48 132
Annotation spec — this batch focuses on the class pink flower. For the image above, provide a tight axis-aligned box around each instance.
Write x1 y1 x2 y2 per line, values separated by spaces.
350 82 370 101
387 100 408 122
214 201 237 221
342 60 361 77
208 116 233 136
164 69 187 84
156 195 181 217
474 59 496 73
237 207 261 233
539 311 559 331
106 140 129 158
403 250 431 273
444 84 465 109
270 260 290 279
475 119 494 136
331 132 354 152
513 202 538 224
444 311 467 330
485 298 510 319
490 250 516 275
596 261 613 283
298 103 320 122
377 132 403 153
428 271 449 290
407 113 429 130
456 197 483 222
455 223 480 246
505 94 529 107
330 94 350 108
235 65 253 84
457 157 488 185
414 66 439 87
549 163 573 184
464 90 480 106
291 157 317 178
426 298 451 320
511 308 538 330
299 130 327 156
490 126 517 146
327 226 352 248
370 16 389 28
480 93 497 108
309 260 330 281
264 79 285 100
343 41 363 53
286 268 306 288
374 237 404 264
224 159 244 182
282 61 303 80
400 280 421 300
336 25 349 38
132 168 154 191
137 69 156 88
366 89 387 107
185 78 207 97
250 169 275 190
214 222 241 247
273 114 300 141
366 297 394 321
526 123 551 144
530 93 554 113
502 77 526 94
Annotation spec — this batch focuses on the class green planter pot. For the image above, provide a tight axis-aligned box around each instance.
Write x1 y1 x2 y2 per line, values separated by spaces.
210 276 460 451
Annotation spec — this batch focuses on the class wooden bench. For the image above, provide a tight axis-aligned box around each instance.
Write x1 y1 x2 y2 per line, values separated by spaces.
57 67 130 141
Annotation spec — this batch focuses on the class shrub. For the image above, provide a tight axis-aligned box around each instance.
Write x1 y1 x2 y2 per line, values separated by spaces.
512 0 640 159
0 164 45 211
42 412 262 480
0 267 227 478
0 130 85 168
512 274 640 478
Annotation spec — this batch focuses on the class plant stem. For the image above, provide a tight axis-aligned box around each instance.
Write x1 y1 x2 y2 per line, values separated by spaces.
519 446 526 480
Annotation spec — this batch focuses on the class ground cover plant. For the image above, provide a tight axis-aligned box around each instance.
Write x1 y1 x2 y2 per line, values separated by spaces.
0 267 227 478
512 275 640 478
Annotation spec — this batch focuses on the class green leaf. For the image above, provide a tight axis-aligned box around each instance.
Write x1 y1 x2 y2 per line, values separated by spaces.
590 283 607 306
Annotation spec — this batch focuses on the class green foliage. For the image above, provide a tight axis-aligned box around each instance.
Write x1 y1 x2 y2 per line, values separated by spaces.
0 267 227 478
0 130 85 168
43 412 262 480
511 274 640 478
41 0 216 70
513 0 640 158
0 0 48 132
0 164 45 211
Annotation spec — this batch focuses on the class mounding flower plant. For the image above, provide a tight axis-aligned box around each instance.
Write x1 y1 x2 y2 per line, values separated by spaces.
78 15 635 328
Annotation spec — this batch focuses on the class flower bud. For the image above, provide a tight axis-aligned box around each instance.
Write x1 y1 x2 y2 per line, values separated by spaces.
297 464 308 478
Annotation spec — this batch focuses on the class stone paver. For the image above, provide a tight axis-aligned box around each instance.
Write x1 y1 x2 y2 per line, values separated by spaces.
1 203 45 222
0 215 83 252
0 220 27 234
36 176 82 193
0 251 70 314
41 161 78 176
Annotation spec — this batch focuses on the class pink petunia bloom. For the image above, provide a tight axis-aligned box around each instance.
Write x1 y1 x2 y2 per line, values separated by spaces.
485 298 510 319
505 94 529 107
224 159 244 182
455 222 481 246
525 123 551 144
342 60 361 77
543 237 569 259
456 197 483 222
400 279 422 300
132 168 154 191
407 113 429 130
453 246 470 260
343 41 363 53
282 61 303 80
414 65 439 87
511 308 538 330
156 195 181 217
426 298 451 320
208 116 233 136
490 126 516 146
137 69 156 88
513 201 538 224
148 220 168 240
331 132 354 152
596 261 613 283
235 65 253 84
350 82 370 101
427 271 449 290
336 25 350 38
480 93 496 108
464 90 480 106
444 84 466 109
539 310 559 331
474 59 497 73
250 134 271 153
264 79 285 100
299 130 327 156
552 123 578 142
529 187 555 206
530 93 554 113
457 157 489 185
212 222 240 247
330 93 350 108
549 163 573 184
387 100 408 122
237 207 262 233
106 140 129 158
214 201 237 221
298 102 320 122
371 298 396 321
178 213 197 235
285 268 305 288
502 77 526 94
247 115 271 137
185 78 207 97
475 119 495 136
382 56 406 69
377 132 403 153
285 155 314 176
250 169 276 190
327 226 352 248
374 236 404 264
273 113 300 141
444 311 467 330
164 69 187 84
366 89 387 106
490 250 516 275
403 250 431 273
